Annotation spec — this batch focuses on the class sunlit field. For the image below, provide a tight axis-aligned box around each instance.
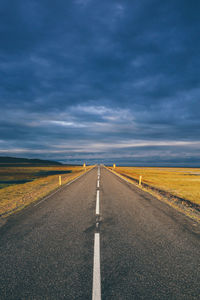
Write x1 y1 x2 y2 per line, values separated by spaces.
111 167 200 206
0 165 93 217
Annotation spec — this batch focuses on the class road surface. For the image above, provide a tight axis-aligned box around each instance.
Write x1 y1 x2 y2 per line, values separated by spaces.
0 166 199 299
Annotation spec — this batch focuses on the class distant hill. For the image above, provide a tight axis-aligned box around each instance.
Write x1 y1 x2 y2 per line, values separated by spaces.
0 156 62 166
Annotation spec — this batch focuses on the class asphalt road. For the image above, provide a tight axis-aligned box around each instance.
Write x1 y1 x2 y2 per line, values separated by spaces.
0 166 199 299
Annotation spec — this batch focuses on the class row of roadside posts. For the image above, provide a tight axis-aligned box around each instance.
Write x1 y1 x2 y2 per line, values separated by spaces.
113 163 142 186
58 163 142 187
58 163 87 186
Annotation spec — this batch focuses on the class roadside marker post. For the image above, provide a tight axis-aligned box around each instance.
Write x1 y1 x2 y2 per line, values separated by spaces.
139 175 142 186
59 175 62 186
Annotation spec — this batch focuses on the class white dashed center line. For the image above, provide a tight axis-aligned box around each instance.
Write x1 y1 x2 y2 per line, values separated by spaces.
92 166 102 300
96 190 100 215
92 233 101 300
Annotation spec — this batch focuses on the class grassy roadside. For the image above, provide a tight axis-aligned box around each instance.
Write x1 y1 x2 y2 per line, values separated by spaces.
107 166 200 222
0 165 93 218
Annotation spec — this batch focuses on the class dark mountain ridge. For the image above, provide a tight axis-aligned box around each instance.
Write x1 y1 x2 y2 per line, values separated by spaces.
0 156 62 166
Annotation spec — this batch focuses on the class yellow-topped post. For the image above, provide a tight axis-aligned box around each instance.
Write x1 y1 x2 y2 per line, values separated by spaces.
113 163 116 169
59 175 62 186
139 175 142 186
83 163 86 171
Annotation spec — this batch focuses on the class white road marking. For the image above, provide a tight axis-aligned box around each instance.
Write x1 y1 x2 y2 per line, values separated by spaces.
96 190 100 215
92 233 101 300
106 167 131 184
97 180 100 188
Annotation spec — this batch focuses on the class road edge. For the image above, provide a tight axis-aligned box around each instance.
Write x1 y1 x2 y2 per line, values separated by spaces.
0 166 96 227
105 166 200 224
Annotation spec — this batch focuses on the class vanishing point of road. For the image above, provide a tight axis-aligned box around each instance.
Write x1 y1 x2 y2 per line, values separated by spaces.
0 166 199 299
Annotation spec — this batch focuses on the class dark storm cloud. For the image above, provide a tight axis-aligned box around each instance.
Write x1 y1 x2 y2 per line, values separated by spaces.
0 0 200 165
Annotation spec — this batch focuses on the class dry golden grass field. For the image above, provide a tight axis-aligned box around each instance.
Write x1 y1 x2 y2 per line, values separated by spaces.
111 167 200 206
0 165 93 217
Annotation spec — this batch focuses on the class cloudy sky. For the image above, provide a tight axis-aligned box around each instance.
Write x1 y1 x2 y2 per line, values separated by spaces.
0 0 200 165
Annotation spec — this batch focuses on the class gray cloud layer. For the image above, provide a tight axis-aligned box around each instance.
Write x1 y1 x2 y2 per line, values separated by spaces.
0 0 200 165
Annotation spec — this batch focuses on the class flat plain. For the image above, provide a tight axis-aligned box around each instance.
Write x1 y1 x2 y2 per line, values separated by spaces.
111 166 200 205
0 165 92 217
